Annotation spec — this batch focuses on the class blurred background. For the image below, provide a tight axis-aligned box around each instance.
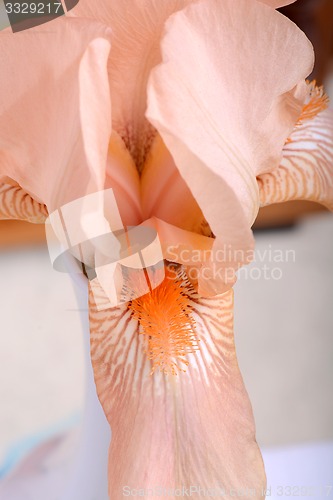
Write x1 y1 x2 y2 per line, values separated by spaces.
0 0 332 497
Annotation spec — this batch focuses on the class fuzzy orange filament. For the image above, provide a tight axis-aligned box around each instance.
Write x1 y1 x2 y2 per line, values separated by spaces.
128 267 199 375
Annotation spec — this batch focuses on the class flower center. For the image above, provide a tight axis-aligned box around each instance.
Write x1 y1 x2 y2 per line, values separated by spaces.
128 265 200 375
297 80 329 126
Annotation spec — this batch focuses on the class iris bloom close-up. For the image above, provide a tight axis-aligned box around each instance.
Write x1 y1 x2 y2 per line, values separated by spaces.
0 0 332 498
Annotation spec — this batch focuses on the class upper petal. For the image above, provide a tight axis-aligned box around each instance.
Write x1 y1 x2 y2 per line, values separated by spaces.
258 109 333 209
73 0 193 170
0 17 112 213
146 0 314 238
258 0 297 8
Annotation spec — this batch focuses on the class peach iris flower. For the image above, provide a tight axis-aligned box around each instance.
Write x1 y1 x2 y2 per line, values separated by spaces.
0 0 333 497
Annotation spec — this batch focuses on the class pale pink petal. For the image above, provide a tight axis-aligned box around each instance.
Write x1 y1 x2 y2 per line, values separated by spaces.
141 134 209 234
146 0 314 253
0 431 77 499
258 109 333 209
73 0 192 170
258 0 296 8
141 218 214 261
89 272 266 497
0 18 112 213
0 183 47 223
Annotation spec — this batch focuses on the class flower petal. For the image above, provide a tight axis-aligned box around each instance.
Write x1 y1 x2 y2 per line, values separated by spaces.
89 270 266 497
73 0 192 170
0 18 112 213
0 182 47 223
147 0 313 223
257 109 333 209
